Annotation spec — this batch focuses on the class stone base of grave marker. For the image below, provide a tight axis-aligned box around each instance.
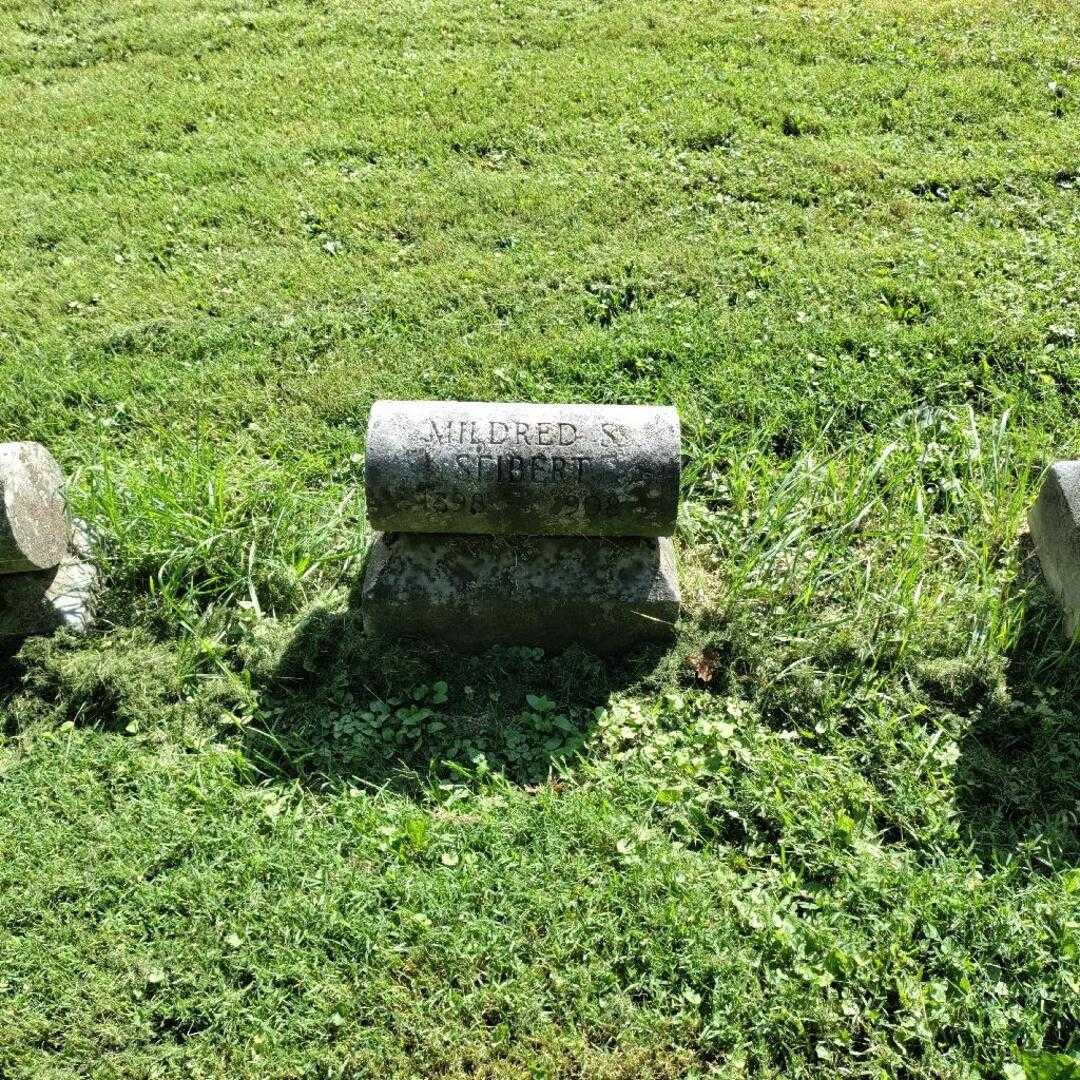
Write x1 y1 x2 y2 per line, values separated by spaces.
0 523 98 639
361 532 680 654
1030 460 1080 637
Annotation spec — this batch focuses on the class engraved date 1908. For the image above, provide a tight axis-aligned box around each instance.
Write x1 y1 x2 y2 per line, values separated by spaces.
422 489 625 517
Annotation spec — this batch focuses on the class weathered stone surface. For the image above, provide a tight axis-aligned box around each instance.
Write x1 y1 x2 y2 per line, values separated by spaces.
0 523 98 638
0 442 69 574
361 532 680 654
365 400 680 537
1030 460 1080 637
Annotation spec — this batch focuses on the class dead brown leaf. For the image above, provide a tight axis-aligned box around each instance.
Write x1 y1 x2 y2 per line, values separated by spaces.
686 649 723 685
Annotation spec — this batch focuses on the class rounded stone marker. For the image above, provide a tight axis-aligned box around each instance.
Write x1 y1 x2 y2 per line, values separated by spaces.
0 442 69 575
365 400 681 537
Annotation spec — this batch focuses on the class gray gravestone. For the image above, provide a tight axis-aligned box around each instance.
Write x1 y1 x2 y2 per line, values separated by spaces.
0 442 97 640
0 442 70 574
1029 460 1080 636
365 400 680 536
360 399 682 654
0 523 98 638
361 532 678 654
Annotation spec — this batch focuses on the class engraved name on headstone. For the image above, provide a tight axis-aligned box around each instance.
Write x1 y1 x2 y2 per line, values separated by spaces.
365 400 680 537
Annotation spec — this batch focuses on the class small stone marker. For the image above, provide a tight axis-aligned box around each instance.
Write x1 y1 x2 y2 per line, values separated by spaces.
0 523 98 638
0 442 98 640
361 400 682 653
1030 460 1080 636
0 442 70 573
366 400 680 536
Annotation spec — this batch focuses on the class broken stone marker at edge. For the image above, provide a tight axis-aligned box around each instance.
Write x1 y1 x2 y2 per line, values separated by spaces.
360 400 682 653
0 523 98 638
1029 459 1080 637
0 442 98 639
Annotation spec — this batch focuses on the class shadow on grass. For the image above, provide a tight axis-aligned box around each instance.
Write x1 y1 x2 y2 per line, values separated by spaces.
244 574 671 794
954 535 1080 869
0 638 25 733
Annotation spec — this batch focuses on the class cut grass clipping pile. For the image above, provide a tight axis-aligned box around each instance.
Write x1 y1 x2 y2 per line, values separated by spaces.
2 0 1080 1076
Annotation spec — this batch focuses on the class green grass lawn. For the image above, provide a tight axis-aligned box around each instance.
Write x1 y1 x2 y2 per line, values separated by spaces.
2 0 1080 1075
